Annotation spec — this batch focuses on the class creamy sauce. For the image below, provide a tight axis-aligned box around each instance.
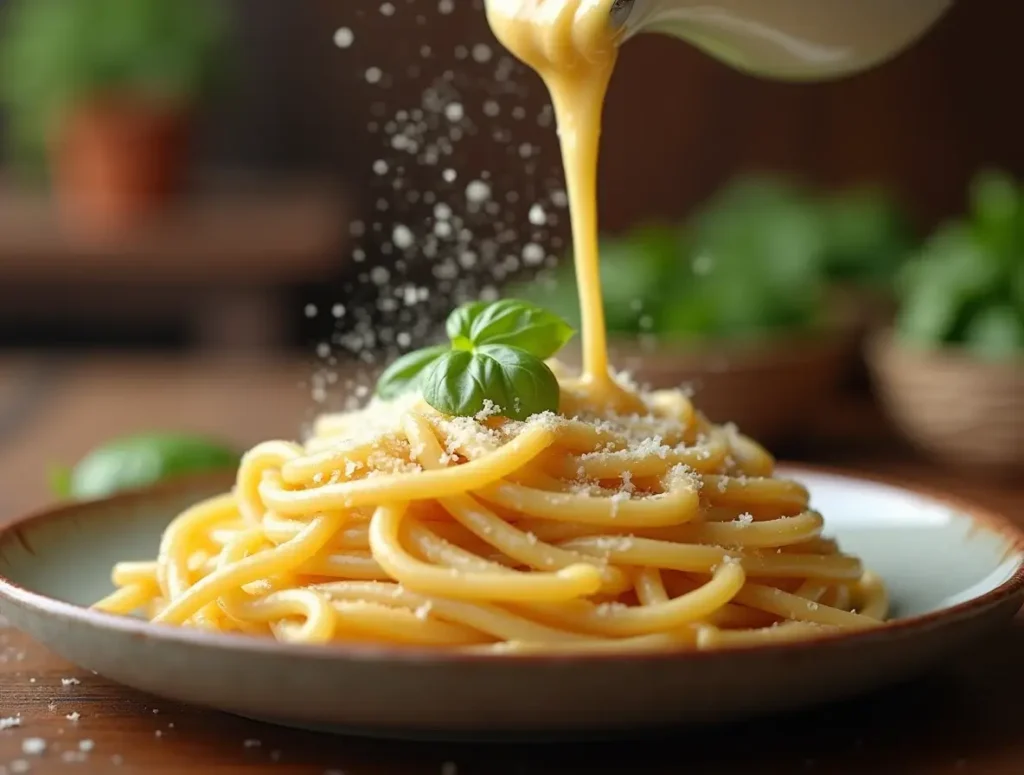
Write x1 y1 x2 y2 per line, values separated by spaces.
486 0 639 412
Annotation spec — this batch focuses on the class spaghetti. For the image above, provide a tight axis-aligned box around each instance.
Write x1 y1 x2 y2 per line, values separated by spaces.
94 374 888 652
92 0 889 651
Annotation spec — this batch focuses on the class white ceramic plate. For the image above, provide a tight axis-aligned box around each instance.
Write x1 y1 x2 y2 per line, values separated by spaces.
0 467 1021 740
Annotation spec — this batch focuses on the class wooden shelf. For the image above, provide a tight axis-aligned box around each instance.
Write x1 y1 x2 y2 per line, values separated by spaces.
0 173 350 284
0 173 353 351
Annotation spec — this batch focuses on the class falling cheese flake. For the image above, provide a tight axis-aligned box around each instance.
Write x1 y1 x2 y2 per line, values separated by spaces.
333 27 354 49
465 180 492 204
392 224 415 250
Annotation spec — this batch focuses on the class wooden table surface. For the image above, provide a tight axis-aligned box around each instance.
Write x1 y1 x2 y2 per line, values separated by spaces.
0 354 1022 775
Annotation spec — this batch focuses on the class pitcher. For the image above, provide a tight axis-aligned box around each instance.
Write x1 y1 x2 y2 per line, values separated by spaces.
611 0 954 80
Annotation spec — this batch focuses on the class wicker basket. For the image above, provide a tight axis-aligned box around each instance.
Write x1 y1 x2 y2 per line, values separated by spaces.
867 330 1024 474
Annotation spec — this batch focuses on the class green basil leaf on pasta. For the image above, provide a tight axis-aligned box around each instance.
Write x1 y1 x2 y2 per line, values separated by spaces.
420 350 489 417
445 301 488 351
376 345 450 399
420 345 560 420
475 344 561 419
445 299 575 358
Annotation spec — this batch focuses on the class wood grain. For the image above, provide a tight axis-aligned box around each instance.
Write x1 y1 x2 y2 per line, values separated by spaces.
1 355 1022 774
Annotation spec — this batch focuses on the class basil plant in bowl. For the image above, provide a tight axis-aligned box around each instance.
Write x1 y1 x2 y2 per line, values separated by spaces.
867 169 1024 474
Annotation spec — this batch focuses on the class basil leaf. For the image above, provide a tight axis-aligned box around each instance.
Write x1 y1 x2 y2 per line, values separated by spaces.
421 350 491 417
446 299 575 358
421 345 560 420
475 344 561 419
446 302 487 351
376 345 449 399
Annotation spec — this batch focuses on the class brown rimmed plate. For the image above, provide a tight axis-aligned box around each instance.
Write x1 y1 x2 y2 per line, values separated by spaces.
0 466 1021 741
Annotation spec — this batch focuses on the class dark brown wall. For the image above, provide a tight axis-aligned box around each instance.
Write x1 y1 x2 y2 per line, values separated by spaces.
210 0 1022 238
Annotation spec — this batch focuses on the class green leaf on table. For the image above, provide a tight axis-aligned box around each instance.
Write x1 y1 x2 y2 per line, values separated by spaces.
61 433 240 501
420 345 559 420
376 345 450 399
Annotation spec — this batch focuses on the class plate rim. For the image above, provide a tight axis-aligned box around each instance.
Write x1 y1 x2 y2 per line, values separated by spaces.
1 464 1022 666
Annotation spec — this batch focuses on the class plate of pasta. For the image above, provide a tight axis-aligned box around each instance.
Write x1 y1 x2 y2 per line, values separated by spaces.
1 355 1022 738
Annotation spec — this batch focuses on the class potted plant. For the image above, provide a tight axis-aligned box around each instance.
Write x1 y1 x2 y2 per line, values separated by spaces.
0 0 229 237
867 169 1024 474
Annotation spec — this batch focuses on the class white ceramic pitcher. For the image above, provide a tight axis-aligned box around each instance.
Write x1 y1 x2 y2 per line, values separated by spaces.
611 0 954 80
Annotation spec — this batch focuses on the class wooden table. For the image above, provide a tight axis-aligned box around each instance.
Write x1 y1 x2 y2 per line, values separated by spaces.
1 354 1022 774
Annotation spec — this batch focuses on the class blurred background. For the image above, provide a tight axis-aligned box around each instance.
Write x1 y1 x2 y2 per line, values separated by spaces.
0 0 1020 515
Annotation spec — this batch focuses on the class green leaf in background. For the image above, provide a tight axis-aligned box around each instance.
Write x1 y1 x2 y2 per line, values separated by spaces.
969 169 1021 262
58 433 240 501
445 299 575 358
820 186 915 286
510 224 682 336
1013 261 1024 316
376 345 450 399
420 345 559 420
963 305 1024 361
896 271 965 345
894 170 1024 360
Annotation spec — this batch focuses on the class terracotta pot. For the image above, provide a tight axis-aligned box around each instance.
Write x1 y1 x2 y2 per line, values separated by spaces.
50 96 190 238
561 329 850 445
867 330 1024 475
